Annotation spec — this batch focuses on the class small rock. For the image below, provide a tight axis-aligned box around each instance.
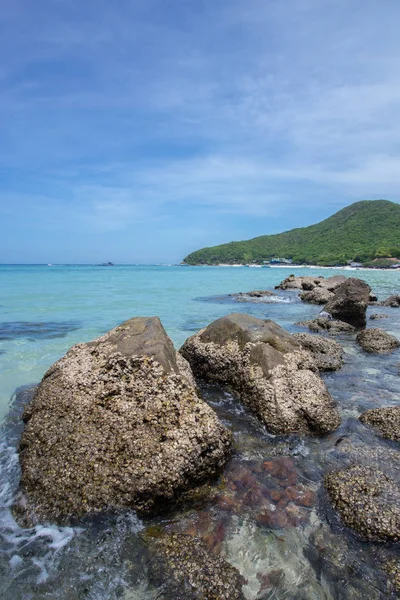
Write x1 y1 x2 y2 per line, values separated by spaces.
300 287 334 304
360 407 400 442
296 317 355 334
370 313 389 320
377 295 400 307
325 465 400 542
356 328 400 354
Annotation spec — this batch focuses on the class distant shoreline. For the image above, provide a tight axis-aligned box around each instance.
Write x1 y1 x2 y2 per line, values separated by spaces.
183 263 400 272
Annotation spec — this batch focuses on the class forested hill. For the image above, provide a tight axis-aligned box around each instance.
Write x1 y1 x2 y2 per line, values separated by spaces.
183 200 400 266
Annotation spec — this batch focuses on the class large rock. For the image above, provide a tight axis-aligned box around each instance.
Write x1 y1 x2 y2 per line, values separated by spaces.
318 275 348 291
275 274 324 290
292 333 344 371
325 465 400 542
300 287 334 304
180 313 341 435
360 407 400 442
323 278 371 328
295 317 355 334
356 328 400 353
146 532 245 599
14 317 232 525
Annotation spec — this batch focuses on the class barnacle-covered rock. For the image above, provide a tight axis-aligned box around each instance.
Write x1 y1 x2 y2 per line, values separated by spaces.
325 465 400 542
360 407 400 442
292 333 344 371
356 328 400 354
181 313 340 435
295 317 355 334
146 532 245 600
299 287 334 304
13 317 232 526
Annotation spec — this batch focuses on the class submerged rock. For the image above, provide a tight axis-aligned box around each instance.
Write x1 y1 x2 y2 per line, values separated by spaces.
360 407 400 442
324 278 371 328
181 313 341 435
146 532 245 600
229 290 275 302
377 294 400 307
299 287 334 305
356 328 400 354
325 465 400 542
370 313 389 320
14 317 232 526
292 333 344 371
295 317 355 334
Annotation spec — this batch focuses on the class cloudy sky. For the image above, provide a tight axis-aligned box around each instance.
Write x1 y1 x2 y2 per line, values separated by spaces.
1 0 399 263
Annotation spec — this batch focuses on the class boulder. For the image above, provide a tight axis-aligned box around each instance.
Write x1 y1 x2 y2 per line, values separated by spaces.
377 294 400 307
292 333 344 371
370 313 389 320
180 313 341 435
360 407 400 442
325 465 400 542
299 287 334 304
295 317 355 334
14 317 232 526
356 328 400 354
323 278 371 328
318 275 348 291
146 532 245 599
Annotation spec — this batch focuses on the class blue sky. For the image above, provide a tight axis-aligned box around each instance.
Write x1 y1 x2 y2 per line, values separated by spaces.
1 0 400 263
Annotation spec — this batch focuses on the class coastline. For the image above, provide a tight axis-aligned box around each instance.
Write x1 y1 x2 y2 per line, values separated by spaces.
189 263 400 272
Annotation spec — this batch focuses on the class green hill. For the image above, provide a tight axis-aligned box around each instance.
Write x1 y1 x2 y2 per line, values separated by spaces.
183 200 400 266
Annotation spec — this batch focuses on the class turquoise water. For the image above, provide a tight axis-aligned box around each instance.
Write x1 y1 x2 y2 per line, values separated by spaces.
1 264 400 599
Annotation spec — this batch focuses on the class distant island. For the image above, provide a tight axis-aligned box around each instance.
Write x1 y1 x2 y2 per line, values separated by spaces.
183 200 400 268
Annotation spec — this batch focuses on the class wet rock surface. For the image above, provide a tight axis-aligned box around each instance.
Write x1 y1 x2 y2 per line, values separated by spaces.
324 278 371 328
356 328 400 353
292 332 344 371
360 407 400 442
295 316 355 334
14 317 232 525
181 313 341 435
325 465 400 542
146 531 245 600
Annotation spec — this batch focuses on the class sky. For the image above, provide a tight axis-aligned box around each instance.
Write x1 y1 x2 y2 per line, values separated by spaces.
1 0 400 264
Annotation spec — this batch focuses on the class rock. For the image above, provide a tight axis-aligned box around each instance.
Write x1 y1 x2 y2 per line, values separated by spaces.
229 290 275 302
300 287 334 304
14 317 232 526
383 558 400 595
325 465 400 542
369 293 378 303
318 275 348 291
360 407 400 442
146 532 245 600
275 274 323 290
370 313 389 320
292 333 344 371
356 328 400 354
181 313 341 435
377 294 400 307
295 317 355 334
324 278 371 328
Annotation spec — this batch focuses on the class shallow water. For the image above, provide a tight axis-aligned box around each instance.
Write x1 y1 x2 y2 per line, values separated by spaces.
0 264 400 599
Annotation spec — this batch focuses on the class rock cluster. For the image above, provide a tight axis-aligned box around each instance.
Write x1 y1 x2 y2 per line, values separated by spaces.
146 532 245 600
229 290 275 302
181 313 341 435
356 328 400 354
275 274 346 292
377 294 400 307
325 465 400 542
292 333 344 371
14 317 232 525
360 407 400 442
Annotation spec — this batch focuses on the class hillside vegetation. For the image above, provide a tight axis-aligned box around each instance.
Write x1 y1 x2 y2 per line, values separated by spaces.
183 200 400 266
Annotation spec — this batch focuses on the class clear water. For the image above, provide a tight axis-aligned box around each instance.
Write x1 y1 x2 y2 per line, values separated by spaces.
0 264 400 599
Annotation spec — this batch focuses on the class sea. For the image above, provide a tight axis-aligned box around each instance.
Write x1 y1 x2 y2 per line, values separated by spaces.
0 264 399 599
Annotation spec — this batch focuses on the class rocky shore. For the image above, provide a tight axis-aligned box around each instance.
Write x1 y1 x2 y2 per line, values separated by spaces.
11 272 400 598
